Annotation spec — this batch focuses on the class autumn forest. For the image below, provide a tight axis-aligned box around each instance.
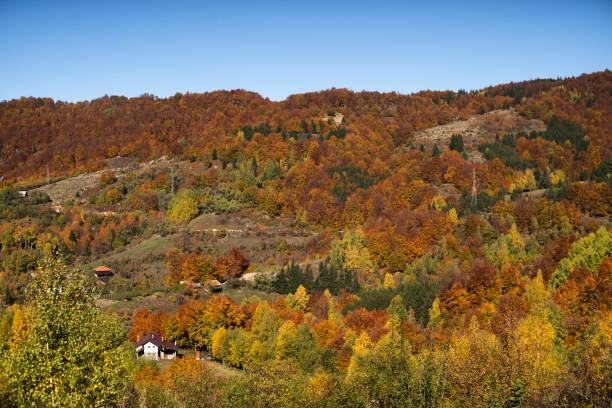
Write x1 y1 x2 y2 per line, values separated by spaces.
0 70 611 407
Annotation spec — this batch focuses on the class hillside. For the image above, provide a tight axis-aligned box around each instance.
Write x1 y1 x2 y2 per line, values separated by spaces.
2 71 611 186
410 108 546 161
1 71 611 408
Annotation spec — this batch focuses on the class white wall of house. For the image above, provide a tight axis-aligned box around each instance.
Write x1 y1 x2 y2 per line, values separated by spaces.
137 341 176 360
143 342 159 358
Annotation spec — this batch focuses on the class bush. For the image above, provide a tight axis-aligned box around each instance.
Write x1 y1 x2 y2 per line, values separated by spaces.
100 171 117 185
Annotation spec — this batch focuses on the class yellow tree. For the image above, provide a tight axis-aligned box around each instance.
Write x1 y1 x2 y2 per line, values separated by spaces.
511 314 563 405
446 318 511 407
330 228 373 272
448 208 458 226
211 327 227 361
275 321 297 360
352 331 373 356
383 272 395 289
285 284 310 312
523 270 548 314
346 331 417 406
427 298 442 329
579 311 612 407
9 305 30 349
168 189 199 223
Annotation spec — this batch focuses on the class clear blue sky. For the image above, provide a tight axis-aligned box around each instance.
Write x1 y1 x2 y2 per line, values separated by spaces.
1 0 611 102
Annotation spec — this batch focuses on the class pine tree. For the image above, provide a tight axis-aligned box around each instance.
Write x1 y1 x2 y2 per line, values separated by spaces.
288 263 302 293
328 263 341 295
274 267 290 294
302 265 314 291
432 144 440 157
450 134 464 152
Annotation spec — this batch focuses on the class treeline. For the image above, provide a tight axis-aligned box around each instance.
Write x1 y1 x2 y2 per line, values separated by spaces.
2 70 610 185
269 260 360 295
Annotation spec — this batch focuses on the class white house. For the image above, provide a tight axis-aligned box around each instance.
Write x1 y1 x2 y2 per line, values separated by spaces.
135 333 179 360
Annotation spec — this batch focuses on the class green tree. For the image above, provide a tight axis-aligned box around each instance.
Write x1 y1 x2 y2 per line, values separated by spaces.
232 159 257 186
224 360 309 407
275 322 321 373
347 331 417 407
432 144 440 157
449 133 464 152
260 159 283 182
247 302 282 364
550 227 612 290
251 302 282 344
330 228 373 272
387 294 407 328
2 256 134 407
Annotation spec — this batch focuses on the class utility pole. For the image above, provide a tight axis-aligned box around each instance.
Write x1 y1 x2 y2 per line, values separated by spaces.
171 166 175 194
471 168 477 209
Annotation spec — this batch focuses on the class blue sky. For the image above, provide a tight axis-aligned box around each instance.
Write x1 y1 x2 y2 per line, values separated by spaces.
1 1 611 102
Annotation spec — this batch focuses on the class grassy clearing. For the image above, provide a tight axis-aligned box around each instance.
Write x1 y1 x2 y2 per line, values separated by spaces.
204 360 244 378
221 286 279 304
86 235 173 269
104 291 182 314
95 298 119 308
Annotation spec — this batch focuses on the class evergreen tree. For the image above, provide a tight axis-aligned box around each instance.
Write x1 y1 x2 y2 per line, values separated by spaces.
432 144 440 157
450 134 464 152
302 265 314 292
274 267 290 294
287 263 302 293
315 261 339 294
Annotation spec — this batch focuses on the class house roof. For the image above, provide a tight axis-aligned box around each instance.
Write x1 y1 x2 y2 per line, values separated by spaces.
94 266 113 277
135 333 178 351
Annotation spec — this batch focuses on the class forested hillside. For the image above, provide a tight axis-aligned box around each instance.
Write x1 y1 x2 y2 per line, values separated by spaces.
0 71 611 407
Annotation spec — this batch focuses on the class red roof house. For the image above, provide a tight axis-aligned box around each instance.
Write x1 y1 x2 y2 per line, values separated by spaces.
93 266 113 278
